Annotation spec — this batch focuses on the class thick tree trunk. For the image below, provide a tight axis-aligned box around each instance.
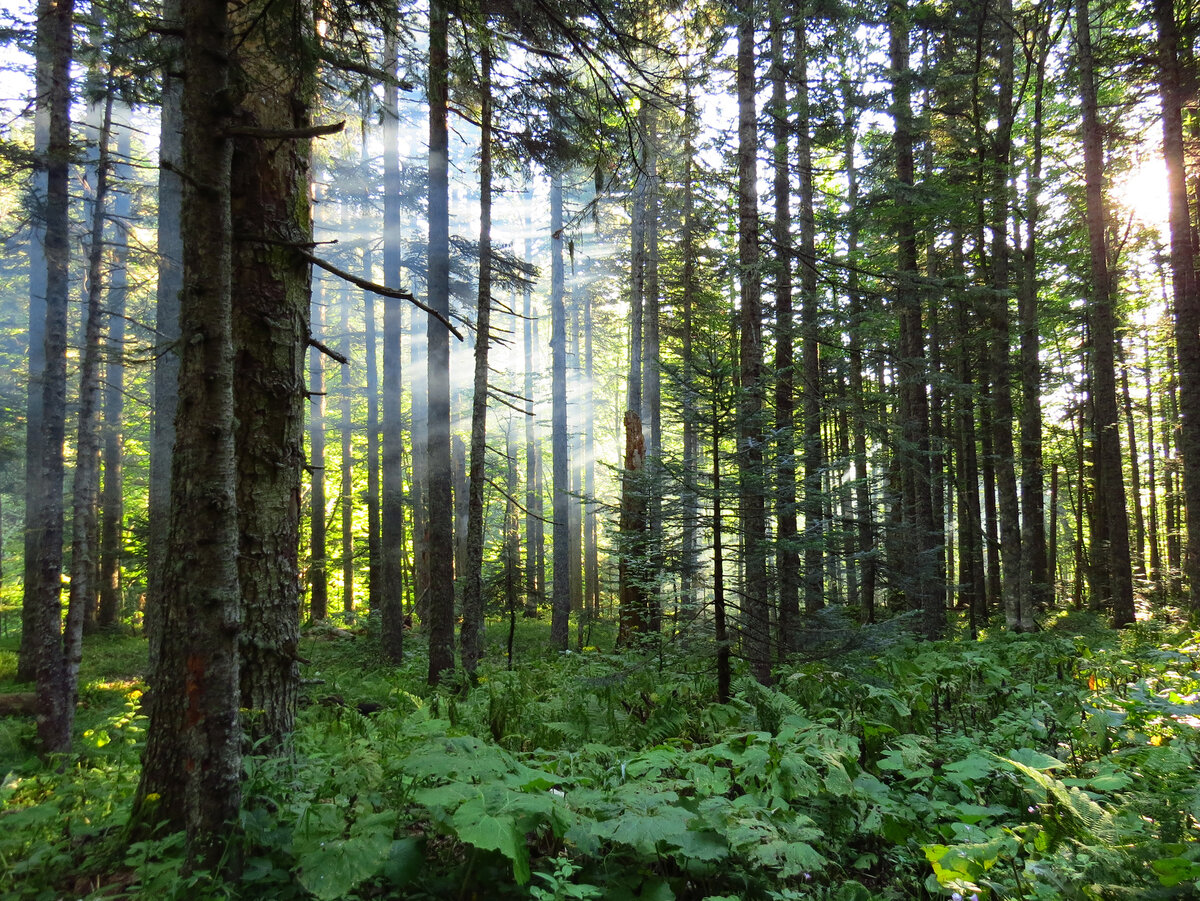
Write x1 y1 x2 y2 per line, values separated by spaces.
1019 13 1051 621
569 296 584 623
1076 0 1134 626
523 220 543 617
28 0 74 753
427 0 455 683
584 294 599 618
889 0 943 639
363 249 381 614
68 88 112 723
549 172 571 650
146 0 183 667
340 285 354 613
310 284 329 622
1119 343 1146 579
843 87 876 623
713 400 730 704
796 13 823 618
988 0 1025 632
462 32 493 677
737 0 770 683
680 91 700 614
98 103 131 629
17 0 53 684
771 0 798 650
618 411 649 642
380 17 405 661
229 0 312 749
1145 328 1163 587
1156 0 1200 612
136 0 241 868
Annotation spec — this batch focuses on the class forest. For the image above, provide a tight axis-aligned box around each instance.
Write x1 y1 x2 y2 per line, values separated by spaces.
4 0 1200 897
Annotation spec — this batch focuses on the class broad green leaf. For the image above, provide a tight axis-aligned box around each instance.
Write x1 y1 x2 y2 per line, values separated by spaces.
452 803 531 884
1004 748 1066 771
296 826 393 900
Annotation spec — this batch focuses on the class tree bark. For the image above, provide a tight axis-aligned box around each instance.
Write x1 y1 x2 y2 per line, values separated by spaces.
1018 9 1051 621
549 171 571 651
99 102 131 629
340 284 355 613
796 12 823 618
146 0 183 668
988 0 1025 632
771 0 798 650
737 0 770 682
462 29 493 677
136 0 241 868
523 214 543 617
427 0 456 683
68 86 112 721
1156 0 1200 613
380 14 405 661
310 283 329 622
363 248 381 615
229 0 312 749
889 0 943 639
17 0 53 684
28 0 75 753
1076 0 1134 626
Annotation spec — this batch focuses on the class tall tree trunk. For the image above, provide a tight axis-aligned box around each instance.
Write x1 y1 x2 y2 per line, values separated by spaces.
549 171 571 650
453 435 468 582
462 29 493 677
380 13 405 660
1145 327 1163 587
737 0 770 682
681 90 700 614
72 82 112 633
136 0 241 868
713 393 730 703
569 294 584 624
1019 11 1051 622
69 87 112 698
412 297 430 624
363 249 381 615
17 0 53 683
1156 0 1200 612
889 0 943 639
952 230 987 629
1165 342 1182 589
504 424 519 665
771 0 798 650
523 218 543 617
584 292 599 618
229 0 312 749
1076 0 1134 626
627 130 646 417
842 82 876 623
1119 341 1146 579
643 119 662 625
310 283 329 621
28 0 75 753
796 12 823 618
98 102 131 629
340 284 354 613
618 410 649 641
989 0 1025 631
146 0 183 668
426 0 455 682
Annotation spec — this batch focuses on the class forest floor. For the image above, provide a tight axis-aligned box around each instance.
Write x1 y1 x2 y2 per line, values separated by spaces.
2 598 1200 900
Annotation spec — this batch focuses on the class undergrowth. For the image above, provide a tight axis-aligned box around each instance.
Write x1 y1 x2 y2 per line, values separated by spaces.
3 613 1200 899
